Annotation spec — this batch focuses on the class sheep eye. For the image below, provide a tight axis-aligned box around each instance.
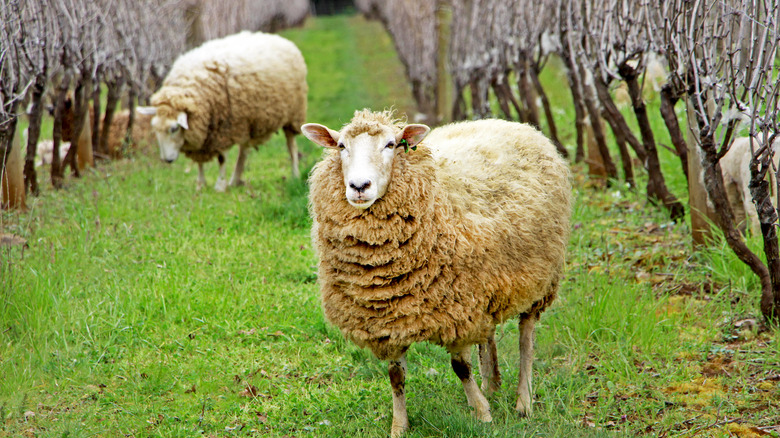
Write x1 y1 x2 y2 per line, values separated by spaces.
170 125 179 133
337 143 345 150
385 141 396 149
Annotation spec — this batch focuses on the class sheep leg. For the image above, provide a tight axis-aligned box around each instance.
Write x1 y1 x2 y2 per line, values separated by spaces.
516 313 537 416
742 181 760 234
214 153 228 192
725 180 747 234
283 126 301 179
197 162 206 191
229 144 249 187
450 347 492 422
388 357 409 438
478 330 502 396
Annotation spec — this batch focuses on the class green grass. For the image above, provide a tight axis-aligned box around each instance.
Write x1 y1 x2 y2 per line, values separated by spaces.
2 13 779 438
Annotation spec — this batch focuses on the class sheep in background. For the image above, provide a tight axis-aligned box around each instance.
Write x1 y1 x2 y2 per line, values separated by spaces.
721 136 780 234
34 139 71 167
104 110 154 158
304 109 572 437
138 31 307 192
614 52 667 108
53 96 154 159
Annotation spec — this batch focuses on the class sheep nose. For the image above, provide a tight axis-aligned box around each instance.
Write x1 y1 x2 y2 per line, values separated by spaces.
349 179 372 192
164 158 175 164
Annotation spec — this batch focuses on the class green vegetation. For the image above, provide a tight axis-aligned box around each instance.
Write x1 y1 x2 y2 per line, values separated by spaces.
1 14 778 438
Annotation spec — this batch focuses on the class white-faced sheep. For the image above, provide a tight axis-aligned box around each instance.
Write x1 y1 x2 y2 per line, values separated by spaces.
303 109 572 437
721 136 780 234
138 31 307 191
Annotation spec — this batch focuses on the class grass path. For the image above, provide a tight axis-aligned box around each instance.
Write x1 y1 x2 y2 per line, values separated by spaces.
2 14 779 438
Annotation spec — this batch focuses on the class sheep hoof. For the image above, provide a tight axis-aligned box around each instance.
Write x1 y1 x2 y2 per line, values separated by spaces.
229 178 245 187
470 407 492 423
390 421 409 438
214 179 228 192
515 398 532 418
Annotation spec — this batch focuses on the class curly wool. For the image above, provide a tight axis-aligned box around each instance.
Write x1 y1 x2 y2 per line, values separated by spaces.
150 31 307 163
309 114 571 360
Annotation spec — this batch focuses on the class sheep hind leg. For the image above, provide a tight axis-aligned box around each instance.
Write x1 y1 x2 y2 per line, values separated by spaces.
229 144 249 187
478 329 502 396
214 153 228 192
283 126 301 179
388 356 409 438
450 347 492 422
516 313 537 416
196 162 206 191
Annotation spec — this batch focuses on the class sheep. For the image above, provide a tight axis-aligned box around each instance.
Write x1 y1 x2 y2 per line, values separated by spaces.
303 109 571 437
104 110 155 158
720 136 780 234
34 139 71 167
137 31 307 192
50 94 154 163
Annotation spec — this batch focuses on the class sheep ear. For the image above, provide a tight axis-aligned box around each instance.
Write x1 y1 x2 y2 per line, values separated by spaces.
136 106 157 116
397 124 430 148
301 123 340 148
177 112 189 130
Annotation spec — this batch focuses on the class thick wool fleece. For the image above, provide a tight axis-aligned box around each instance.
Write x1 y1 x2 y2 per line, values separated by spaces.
150 31 307 163
309 115 571 360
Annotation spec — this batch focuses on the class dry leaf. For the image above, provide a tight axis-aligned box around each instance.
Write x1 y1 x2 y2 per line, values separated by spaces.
239 384 260 398
185 384 196 394
237 328 257 336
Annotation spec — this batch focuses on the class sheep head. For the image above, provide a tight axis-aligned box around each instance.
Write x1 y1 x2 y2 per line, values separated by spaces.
303 112 429 209
137 106 188 163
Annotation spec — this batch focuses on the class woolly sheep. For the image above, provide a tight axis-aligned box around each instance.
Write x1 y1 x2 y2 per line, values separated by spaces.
34 139 71 167
303 109 572 437
105 110 155 157
138 31 307 191
721 136 780 234
57 104 154 158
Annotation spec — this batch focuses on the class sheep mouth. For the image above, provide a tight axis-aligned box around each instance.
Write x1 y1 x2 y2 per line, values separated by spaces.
347 195 375 209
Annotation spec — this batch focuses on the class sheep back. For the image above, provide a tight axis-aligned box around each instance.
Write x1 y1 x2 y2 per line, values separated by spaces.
150 31 307 162
309 118 571 360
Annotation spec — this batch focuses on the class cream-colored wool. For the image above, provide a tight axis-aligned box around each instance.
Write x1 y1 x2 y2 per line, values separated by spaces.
721 136 780 234
104 110 154 158
149 31 307 166
308 111 571 361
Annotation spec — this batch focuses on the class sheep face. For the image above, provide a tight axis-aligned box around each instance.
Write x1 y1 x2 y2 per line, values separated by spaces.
138 106 188 163
302 122 429 209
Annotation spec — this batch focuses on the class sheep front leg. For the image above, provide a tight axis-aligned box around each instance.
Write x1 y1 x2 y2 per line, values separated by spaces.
742 182 760 234
197 162 206 191
450 347 492 422
214 153 228 192
388 357 409 438
516 313 537 416
283 126 301 178
478 329 502 396
229 144 249 187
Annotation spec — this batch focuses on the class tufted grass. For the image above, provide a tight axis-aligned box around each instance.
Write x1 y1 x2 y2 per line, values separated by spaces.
2 12 779 438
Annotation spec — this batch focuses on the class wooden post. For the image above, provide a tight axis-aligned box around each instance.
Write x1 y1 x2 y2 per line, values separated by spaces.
686 100 716 247
76 114 94 170
435 3 452 124
585 115 608 180
1 128 26 210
